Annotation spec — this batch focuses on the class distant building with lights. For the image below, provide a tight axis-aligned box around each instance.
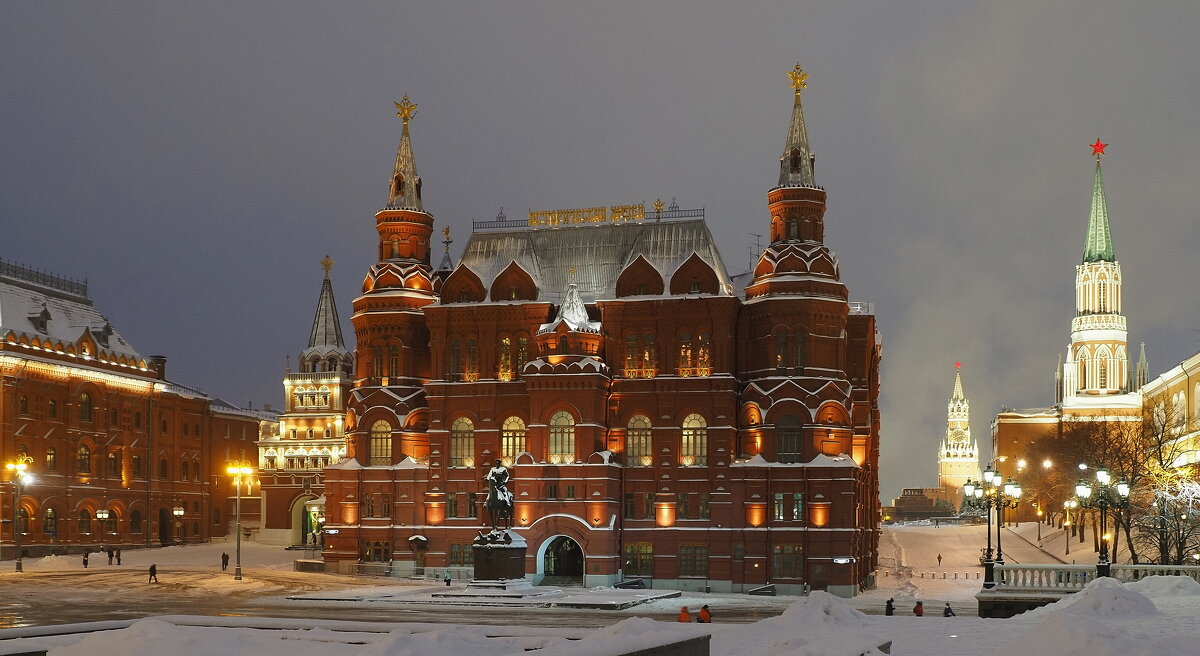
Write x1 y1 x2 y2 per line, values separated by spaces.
256 259 353 545
991 146 1147 518
322 69 883 597
0 259 269 557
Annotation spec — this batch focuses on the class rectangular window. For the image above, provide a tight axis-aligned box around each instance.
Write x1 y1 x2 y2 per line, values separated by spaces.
678 545 708 577
772 544 803 579
624 493 636 519
623 543 653 577
792 493 805 522
645 493 655 520
733 543 745 561
699 493 711 520
464 339 479 382
546 484 559 500
565 485 576 499
677 493 690 520
467 493 477 518
776 333 788 372
449 543 475 567
447 493 458 518
773 493 785 521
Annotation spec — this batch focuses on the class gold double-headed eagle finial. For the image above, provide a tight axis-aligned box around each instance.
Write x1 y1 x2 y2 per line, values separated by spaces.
395 95 418 124
788 63 809 93
321 255 334 274
653 198 665 215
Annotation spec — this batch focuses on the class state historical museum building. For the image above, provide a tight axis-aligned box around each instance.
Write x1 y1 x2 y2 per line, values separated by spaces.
323 68 883 597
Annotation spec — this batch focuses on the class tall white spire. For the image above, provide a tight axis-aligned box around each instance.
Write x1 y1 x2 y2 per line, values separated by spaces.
938 363 980 497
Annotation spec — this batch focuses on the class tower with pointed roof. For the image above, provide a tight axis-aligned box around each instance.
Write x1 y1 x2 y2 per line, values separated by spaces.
345 96 439 464
937 364 980 498
257 258 355 544
1061 142 1140 410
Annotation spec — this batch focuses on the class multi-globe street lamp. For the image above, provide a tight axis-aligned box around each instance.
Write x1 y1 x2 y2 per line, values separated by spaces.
172 505 185 545
1073 463 1130 578
95 508 110 552
963 465 1022 588
226 463 254 581
5 459 32 573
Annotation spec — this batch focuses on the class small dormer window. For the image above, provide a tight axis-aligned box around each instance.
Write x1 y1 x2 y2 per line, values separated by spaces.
690 277 701 293
28 305 50 334
458 291 469 303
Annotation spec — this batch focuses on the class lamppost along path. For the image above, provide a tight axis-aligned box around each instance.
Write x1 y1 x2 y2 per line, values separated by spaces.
5 458 32 573
1074 463 1130 577
963 465 1021 588
226 463 254 580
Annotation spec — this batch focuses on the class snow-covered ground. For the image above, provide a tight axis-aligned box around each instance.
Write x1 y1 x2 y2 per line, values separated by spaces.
5 579 1200 655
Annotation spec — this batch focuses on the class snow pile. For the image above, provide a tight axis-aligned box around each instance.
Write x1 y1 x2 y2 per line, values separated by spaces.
774 591 871 628
993 611 1189 656
529 617 702 655
1125 575 1200 598
1028 577 1158 620
48 619 356 656
354 626 524 656
710 592 887 656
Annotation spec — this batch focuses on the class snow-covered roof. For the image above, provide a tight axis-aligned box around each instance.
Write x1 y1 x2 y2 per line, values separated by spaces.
731 453 859 468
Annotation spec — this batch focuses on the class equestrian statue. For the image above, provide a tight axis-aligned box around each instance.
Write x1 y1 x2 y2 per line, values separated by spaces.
484 459 514 533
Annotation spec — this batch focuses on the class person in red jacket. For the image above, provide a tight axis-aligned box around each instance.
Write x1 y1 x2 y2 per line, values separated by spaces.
697 605 712 623
677 606 691 622
913 601 924 616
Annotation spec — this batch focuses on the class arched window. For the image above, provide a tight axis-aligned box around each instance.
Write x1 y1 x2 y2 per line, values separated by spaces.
497 337 513 381
1098 277 1108 312
18 395 28 416
107 452 119 476
132 455 142 477
77 444 92 473
516 336 529 378
776 333 788 372
79 392 93 422
369 420 392 466
681 414 707 466
642 332 657 377
372 346 384 378
79 509 92 534
388 345 400 378
43 508 57 536
1098 358 1108 389
193 461 200 481
159 459 169 480
626 415 652 467
778 415 803 463
500 416 526 465
678 332 694 376
696 333 712 376
447 340 461 381
449 417 475 467
549 411 576 464
465 339 479 381
624 333 638 377
46 447 57 471
180 459 189 481
130 509 142 534
791 332 807 369
48 399 57 419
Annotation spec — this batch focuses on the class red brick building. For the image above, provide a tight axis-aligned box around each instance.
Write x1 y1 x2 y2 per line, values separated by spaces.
324 70 883 596
0 260 268 558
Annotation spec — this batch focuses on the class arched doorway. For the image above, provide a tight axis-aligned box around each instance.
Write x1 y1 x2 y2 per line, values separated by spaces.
542 535 583 585
157 507 172 546
289 495 324 546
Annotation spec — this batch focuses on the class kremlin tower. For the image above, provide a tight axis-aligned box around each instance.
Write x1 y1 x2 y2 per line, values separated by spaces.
936 363 980 499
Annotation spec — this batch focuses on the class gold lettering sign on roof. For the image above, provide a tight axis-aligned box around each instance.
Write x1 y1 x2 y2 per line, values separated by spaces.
528 203 647 227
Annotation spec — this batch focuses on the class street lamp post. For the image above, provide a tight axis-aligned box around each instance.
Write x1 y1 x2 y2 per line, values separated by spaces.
1063 499 1078 556
226 464 253 580
964 466 1021 588
1074 464 1130 578
95 508 110 554
5 460 31 573
172 505 184 545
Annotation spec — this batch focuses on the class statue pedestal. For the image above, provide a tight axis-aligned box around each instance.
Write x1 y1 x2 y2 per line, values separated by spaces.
469 530 527 583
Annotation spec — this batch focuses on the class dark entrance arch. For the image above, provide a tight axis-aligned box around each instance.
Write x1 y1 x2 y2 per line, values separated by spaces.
542 535 583 584
158 507 172 545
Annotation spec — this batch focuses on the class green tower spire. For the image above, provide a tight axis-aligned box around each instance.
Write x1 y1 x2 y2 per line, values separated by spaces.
1082 148 1115 263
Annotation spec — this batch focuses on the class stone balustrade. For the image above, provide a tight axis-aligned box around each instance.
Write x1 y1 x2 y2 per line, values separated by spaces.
993 564 1095 592
1110 564 1200 582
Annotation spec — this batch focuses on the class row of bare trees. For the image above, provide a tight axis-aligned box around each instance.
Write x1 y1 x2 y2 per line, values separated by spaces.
1019 393 1199 565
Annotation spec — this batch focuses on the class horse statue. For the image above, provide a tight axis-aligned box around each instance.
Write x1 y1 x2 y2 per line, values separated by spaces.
484 459 514 532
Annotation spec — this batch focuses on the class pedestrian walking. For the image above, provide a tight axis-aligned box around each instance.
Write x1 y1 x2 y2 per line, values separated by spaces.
943 602 956 617
221 552 229 571
802 582 810 596
107 547 114 565
913 601 924 616
937 553 942 567
697 605 712 623
82 552 89 568
148 563 158 583
677 606 691 623
444 571 452 586
885 598 894 616
116 548 122 565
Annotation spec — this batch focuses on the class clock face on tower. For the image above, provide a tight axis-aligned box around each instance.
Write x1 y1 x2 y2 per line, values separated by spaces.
950 429 966 442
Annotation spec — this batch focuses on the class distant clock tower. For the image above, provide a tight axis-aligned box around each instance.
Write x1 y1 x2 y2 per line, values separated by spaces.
937 363 980 499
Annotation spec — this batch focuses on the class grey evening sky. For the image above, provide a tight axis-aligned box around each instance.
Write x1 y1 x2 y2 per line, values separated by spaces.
2 2 1197 501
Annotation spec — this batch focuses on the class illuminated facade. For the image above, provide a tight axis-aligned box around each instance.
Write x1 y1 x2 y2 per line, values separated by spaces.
256 258 353 545
323 68 883 597
0 260 266 557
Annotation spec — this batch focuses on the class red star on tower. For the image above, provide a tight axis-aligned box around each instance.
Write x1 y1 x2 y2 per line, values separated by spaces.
954 361 961 369
1091 139 1108 158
